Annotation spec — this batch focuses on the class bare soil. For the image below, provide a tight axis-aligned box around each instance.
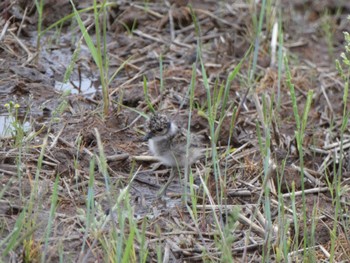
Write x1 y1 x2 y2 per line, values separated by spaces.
1 0 350 262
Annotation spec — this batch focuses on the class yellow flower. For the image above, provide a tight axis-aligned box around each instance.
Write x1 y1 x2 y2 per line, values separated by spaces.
14 104 20 108
4 103 9 108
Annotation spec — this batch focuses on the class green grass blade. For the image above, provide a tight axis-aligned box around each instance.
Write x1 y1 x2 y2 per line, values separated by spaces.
69 0 99 66
41 174 60 263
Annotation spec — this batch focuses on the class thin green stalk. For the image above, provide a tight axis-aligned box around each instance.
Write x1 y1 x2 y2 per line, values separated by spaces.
190 5 222 209
35 0 44 54
262 128 272 261
108 55 135 85
200 56 221 201
184 63 197 204
27 136 48 217
156 225 162 262
159 54 164 93
285 55 314 256
219 45 253 122
290 182 298 253
222 106 238 227
94 128 118 238
102 1 108 73
275 159 290 262
330 73 349 260
122 194 139 263
70 0 109 116
277 10 283 110
143 76 155 113
250 0 266 80
63 39 81 84
79 157 96 260
41 174 59 263
1 209 26 257
93 0 109 116
39 3 117 37
139 218 149 263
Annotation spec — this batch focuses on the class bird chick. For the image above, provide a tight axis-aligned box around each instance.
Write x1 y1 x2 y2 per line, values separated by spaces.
146 113 202 168
145 113 203 196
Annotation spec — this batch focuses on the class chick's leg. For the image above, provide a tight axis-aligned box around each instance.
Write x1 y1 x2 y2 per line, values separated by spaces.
157 168 177 197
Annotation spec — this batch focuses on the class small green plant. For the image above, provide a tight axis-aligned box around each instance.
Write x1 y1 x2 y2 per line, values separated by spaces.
218 209 239 262
23 236 42 262
337 24 350 73
330 16 350 261
4 101 25 146
76 200 108 236
120 18 138 35
321 10 338 60
285 55 313 256
76 129 144 262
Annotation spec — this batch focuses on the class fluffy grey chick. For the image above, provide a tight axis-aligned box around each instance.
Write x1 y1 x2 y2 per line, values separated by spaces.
145 113 203 195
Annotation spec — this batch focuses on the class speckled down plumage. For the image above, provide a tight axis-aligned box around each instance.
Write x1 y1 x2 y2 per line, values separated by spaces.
146 114 203 167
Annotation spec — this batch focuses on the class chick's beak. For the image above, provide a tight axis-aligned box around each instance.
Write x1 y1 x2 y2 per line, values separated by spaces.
143 132 153 141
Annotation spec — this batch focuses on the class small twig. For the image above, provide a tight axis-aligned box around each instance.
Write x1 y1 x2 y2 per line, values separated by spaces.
168 8 175 41
320 83 334 115
17 6 28 37
132 155 159 162
106 153 129 161
237 212 266 238
8 31 36 65
131 4 163 18
110 71 144 96
319 245 331 259
162 241 170 263
282 187 329 198
229 144 257 161
270 22 278 67
0 18 11 42
227 189 252 197
288 245 324 261
157 168 176 196
318 153 332 174
0 168 17 176
323 138 350 150
48 125 66 150
292 163 325 187
133 29 192 48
